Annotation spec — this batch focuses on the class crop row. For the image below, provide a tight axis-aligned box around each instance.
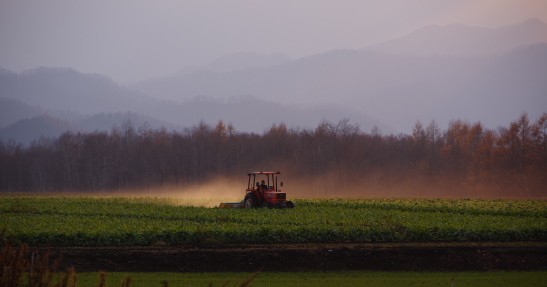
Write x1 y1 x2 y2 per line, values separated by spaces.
0 197 546 246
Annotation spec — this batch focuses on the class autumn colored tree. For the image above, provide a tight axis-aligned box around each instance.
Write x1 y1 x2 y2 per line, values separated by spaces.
0 115 545 196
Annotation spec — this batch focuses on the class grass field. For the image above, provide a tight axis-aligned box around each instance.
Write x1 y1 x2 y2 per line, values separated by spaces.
1 196 546 246
71 271 547 287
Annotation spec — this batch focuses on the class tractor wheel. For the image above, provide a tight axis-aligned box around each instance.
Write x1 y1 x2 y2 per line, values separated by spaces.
244 196 255 209
286 201 295 209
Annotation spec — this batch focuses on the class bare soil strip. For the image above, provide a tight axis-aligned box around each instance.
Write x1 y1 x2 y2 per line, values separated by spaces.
45 242 547 272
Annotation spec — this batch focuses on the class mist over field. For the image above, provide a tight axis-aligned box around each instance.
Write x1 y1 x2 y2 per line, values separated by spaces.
1 1 546 198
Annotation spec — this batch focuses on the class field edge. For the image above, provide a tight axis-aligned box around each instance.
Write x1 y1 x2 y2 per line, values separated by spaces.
43 242 547 272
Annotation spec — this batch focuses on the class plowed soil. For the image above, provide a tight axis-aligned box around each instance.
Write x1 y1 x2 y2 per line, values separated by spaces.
47 242 547 272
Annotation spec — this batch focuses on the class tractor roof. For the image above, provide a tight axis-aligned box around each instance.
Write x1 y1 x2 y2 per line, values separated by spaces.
247 171 280 175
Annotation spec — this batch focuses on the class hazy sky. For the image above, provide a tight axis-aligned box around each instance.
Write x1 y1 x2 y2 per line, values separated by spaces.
1 0 546 84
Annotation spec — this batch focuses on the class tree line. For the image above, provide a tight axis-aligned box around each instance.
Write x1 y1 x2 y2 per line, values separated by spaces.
0 113 545 195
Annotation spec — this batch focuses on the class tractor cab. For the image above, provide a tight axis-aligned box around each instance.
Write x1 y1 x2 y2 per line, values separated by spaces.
244 171 294 208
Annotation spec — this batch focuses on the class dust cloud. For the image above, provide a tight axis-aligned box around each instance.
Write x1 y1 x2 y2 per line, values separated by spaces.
91 177 248 207
119 171 545 206
283 170 545 200
4 171 543 205
1 177 247 207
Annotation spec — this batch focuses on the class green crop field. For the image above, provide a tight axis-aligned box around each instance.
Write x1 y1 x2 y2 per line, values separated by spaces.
0 196 546 246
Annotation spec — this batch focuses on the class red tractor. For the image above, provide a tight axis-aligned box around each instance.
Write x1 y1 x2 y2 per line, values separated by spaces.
219 171 294 209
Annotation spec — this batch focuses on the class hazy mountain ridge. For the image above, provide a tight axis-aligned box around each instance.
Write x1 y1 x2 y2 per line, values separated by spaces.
366 18 547 56
188 52 291 74
130 42 547 130
164 95 385 133
0 114 72 145
0 98 44 128
133 19 547 104
0 66 382 144
132 52 292 99
0 111 173 145
0 95 383 145
0 66 156 115
1 19 546 143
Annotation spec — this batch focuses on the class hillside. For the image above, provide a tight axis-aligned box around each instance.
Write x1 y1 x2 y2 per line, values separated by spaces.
0 67 152 115
131 43 547 131
0 68 382 144
366 18 547 56
0 98 43 128
2 19 546 142
0 112 172 145
0 115 71 144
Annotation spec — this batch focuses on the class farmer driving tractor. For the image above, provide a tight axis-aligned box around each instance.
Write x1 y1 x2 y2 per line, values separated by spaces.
219 171 294 209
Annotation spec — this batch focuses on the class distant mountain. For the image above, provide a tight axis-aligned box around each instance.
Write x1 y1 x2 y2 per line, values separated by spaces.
0 66 384 143
0 98 43 128
3 20 546 140
365 18 547 57
0 95 384 145
0 111 173 145
185 52 291 74
130 42 547 132
0 114 71 145
0 67 185 133
153 95 385 133
132 52 291 99
0 67 153 115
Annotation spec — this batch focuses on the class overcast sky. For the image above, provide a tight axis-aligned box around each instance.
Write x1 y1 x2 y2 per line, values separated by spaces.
1 0 546 84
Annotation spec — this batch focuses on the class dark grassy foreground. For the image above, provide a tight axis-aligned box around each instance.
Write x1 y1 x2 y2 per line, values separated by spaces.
70 271 547 287
1 196 546 245
2 243 546 287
